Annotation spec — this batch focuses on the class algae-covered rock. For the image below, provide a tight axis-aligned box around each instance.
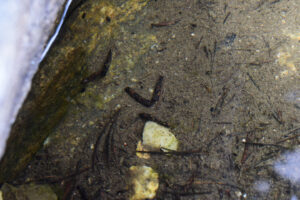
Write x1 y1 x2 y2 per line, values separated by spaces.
136 140 151 159
0 47 87 184
0 0 151 184
1 183 57 200
129 165 159 200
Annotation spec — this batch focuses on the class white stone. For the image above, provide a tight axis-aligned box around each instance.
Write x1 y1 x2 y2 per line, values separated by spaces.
142 121 178 151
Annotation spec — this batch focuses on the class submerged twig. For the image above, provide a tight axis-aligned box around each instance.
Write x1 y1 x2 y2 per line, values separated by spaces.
92 122 109 170
24 166 90 184
246 72 260 91
163 190 212 196
223 12 231 24
212 121 232 124
91 109 121 170
276 127 300 144
193 180 244 191
241 134 250 165
136 148 203 156
271 111 284 125
211 86 230 117
63 160 83 200
243 141 289 150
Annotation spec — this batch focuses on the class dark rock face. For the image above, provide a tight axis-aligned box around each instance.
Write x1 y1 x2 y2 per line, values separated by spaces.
0 0 149 184
0 0 68 160
0 47 87 183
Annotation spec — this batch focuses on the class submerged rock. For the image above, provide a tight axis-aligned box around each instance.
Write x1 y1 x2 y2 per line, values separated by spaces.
0 0 151 184
129 165 159 200
0 0 70 161
142 121 179 151
0 183 57 200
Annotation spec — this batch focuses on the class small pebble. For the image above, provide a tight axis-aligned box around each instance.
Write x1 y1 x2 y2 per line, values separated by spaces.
90 144 94 150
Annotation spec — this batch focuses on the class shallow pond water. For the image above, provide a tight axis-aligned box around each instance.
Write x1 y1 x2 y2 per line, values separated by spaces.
4 0 300 199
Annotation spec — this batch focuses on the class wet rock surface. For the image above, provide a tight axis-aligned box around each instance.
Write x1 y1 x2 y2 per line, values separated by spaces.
0 0 69 164
1 183 57 200
1 0 300 199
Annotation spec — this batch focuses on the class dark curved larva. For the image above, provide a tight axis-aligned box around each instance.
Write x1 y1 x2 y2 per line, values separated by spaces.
125 75 164 107
82 49 112 84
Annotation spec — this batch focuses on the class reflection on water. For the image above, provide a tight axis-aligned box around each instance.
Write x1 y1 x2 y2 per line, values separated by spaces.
0 0 71 160
273 149 300 200
292 195 298 200
274 149 300 184
285 90 300 108
253 180 270 193
249 149 300 199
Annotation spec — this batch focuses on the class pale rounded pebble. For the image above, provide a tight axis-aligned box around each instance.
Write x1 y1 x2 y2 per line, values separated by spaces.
142 121 178 151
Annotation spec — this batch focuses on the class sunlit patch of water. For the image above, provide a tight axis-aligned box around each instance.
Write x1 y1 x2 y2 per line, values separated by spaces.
274 149 300 183
253 180 270 193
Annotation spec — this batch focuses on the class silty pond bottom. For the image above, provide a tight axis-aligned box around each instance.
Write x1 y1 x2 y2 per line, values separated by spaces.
5 0 300 199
